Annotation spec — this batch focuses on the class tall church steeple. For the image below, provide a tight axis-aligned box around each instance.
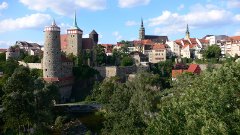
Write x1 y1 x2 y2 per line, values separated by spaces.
185 24 190 39
66 11 83 56
73 11 79 29
139 18 145 40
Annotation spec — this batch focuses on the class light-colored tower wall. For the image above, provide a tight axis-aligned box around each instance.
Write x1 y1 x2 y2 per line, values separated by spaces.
139 19 145 40
66 29 82 56
43 21 62 79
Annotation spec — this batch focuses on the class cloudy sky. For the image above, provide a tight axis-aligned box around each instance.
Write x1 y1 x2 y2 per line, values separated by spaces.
0 0 240 48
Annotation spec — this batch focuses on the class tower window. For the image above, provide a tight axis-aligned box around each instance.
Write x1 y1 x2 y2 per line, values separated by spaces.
45 69 47 71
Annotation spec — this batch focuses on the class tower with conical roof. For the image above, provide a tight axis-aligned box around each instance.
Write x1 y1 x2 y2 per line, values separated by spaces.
43 19 62 79
185 24 190 39
139 18 145 40
66 11 83 56
89 29 98 45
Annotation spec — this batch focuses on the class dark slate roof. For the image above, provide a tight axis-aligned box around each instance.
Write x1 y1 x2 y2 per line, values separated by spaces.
90 30 98 35
82 38 95 50
144 35 169 43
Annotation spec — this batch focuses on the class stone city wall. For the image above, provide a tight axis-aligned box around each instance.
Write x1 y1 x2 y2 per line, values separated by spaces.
18 61 42 69
94 65 137 79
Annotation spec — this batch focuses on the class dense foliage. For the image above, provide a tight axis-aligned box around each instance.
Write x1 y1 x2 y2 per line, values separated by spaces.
147 62 240 134
23 55 41 63
87 61 240 134
88 72 161 134
203 45 221 60
94 45 107 66
2 67 60 134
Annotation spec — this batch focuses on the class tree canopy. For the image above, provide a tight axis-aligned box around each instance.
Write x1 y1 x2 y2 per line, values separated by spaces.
87 61 240 134
203 45 221 60
2 67 59 134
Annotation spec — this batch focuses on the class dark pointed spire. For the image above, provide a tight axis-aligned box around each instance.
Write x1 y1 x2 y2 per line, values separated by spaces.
73 10 79 29
186 24 189 34
52 18 56 26
141 18 144 27
185 24 190 39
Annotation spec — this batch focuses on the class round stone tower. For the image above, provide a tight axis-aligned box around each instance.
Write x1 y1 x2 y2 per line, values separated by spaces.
43 19 62 79
89 30 98 45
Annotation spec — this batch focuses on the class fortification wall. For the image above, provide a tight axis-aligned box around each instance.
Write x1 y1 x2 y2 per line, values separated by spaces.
18 61 42 69
94 65 137 79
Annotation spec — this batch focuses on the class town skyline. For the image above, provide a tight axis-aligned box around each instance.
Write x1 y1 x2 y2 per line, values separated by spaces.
0 0 240 48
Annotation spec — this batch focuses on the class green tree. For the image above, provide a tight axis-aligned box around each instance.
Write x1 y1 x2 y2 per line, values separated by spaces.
89 72 161 134
2 67 59 133
23 55 41 63
0 52 6 62
94 45 106 66
120 56 134 66
146 62 240 134
203 45 221 60
2 67 35 133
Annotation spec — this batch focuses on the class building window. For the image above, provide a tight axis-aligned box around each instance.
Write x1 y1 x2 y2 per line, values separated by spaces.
45 69 47 71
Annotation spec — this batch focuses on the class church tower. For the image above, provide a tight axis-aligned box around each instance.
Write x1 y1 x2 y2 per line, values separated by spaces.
43 19 62 79
89 30 98 45
66 12 83 56
139 18 145 40
185 24 190 39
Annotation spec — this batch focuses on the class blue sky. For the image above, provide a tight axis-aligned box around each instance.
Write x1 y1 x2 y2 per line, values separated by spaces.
0 0 240 48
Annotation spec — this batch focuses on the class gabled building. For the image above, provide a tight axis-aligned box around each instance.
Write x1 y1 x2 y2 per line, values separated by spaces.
101 44 114 56
148 43 166 63
175 24 207 59
172 64 201 80
6 46 20 60
224 36 240 57
130 51 148 66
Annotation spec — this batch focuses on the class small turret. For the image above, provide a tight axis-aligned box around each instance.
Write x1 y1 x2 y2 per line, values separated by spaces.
89 30 98 45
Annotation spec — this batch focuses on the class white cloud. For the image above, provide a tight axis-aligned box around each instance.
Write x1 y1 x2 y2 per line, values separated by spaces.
227 0 240 8
235 30 240 35
234 14 240 22
118 0 150 8
113 31 122 41
0 41 14 48
0 2 8 10
0 13 51 33
125 20 138 26
178 4 184 10
75 0 106 11
148 4 233 36
19 0 107 16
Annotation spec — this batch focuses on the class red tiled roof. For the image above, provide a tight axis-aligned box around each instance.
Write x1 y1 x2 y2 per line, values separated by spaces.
82 38 94 49
101 44 114 53
187 64 201 74
199 39 209 44
60 34 68 50
133 39 154 46
152 44 165 50
101 44 114 47
230 36 240 41
172 69 184 78
0 49 7 52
